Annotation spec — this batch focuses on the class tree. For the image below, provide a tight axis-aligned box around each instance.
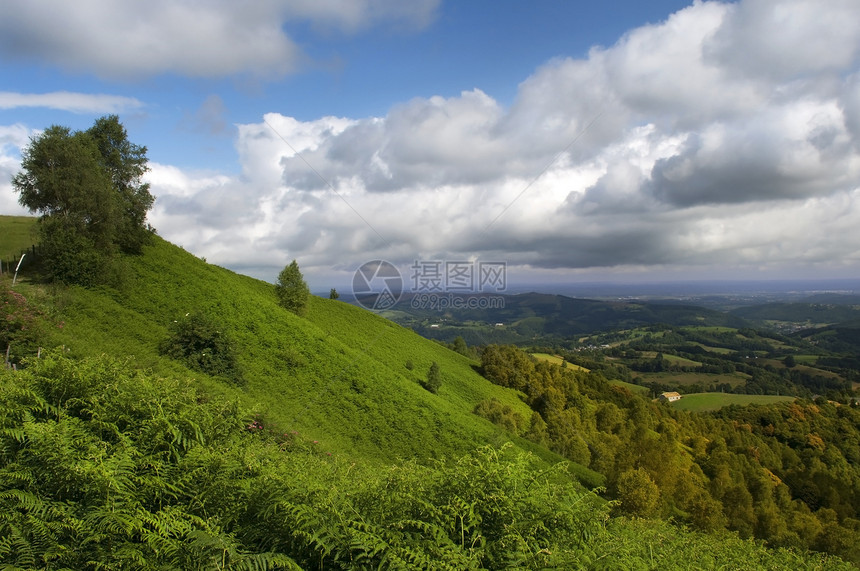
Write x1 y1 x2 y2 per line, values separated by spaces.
329 288 339 300
615 467 660 517
12 117 154 284
452 335 470 357
275 260 310 315
86 115 154 254
424 361 442 393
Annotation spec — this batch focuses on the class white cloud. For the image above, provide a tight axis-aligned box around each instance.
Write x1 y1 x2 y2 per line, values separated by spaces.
0 0 439 79
0 91 143 113
0 124 37 216
144 0 860 284
6 0 860 286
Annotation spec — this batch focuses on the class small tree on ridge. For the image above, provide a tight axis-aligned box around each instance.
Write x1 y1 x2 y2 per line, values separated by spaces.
276 260 310 315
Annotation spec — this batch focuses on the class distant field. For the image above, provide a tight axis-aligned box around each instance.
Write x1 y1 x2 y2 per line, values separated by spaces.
671 393 795 412
640 351 702 367
633 371 749 388
0 215 38 260
757 358 842 380
531 353 589 372
682 326 737 333
692 342 733 354
609 379 650 395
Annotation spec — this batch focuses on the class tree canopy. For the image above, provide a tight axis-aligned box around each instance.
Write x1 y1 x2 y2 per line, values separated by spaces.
12 115 154 284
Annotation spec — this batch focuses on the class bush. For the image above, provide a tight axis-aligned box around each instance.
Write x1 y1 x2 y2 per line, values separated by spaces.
423 361 442 393
159 312 242 383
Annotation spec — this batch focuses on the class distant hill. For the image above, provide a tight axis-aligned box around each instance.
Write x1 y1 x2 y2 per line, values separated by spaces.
796 319 860 358
731 301 860 330
4 220 859 567
390 291 749 344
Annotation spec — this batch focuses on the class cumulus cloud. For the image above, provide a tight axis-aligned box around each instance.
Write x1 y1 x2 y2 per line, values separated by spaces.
5 0 859 284
0 0 439 79
0 124 37 215
0 91 143 114
142 0 860 284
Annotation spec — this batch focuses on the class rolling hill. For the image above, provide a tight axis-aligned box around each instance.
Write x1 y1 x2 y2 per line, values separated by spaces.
3 218 858 568
12 234 592 476
389 291 750 345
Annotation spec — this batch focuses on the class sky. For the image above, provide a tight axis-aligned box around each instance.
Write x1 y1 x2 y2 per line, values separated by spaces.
2 0 860 293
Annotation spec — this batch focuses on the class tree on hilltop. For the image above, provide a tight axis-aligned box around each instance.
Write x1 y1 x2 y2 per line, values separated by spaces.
12 115 154 284
87 116 154 254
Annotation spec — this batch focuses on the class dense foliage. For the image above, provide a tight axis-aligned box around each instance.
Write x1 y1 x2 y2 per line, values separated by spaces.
1 353 851 570
1 277 45 366
480 344 860 564
12 116 153 284
159 312 242 383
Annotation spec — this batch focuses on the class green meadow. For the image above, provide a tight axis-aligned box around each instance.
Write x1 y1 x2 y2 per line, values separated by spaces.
670 392 796 412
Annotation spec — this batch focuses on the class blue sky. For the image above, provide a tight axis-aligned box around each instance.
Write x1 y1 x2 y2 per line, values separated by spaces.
2 0 860 291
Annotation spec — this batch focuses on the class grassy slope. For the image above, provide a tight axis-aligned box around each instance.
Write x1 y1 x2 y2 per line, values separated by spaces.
0 215 37 262
670 392 796 412
531 352 590 371
27 236 595 478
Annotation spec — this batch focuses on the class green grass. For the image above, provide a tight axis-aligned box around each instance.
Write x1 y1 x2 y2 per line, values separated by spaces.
17 235 596 482
682 326 737 333
531 352 590 371
0 215 37 261
670 393 796 412
640 351 702 367
691 342 734 354
609 379 650 395
633 371 749 388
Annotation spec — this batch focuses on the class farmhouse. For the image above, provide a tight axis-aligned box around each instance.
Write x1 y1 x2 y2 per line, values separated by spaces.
658 391 682 402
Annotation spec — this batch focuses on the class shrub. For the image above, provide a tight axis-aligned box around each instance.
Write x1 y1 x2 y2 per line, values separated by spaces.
423 361 442 393
159 312 242 383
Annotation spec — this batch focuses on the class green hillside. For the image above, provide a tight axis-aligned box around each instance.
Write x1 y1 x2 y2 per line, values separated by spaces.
4 231 858 568
0 215 37 268
19 235 574 472
731 301 860 332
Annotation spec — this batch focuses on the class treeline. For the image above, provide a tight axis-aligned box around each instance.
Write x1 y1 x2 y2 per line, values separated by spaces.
478 344 860 564
3 353 850 569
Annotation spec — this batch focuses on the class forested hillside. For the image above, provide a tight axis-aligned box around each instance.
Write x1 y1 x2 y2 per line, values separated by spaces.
477 345 860 564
